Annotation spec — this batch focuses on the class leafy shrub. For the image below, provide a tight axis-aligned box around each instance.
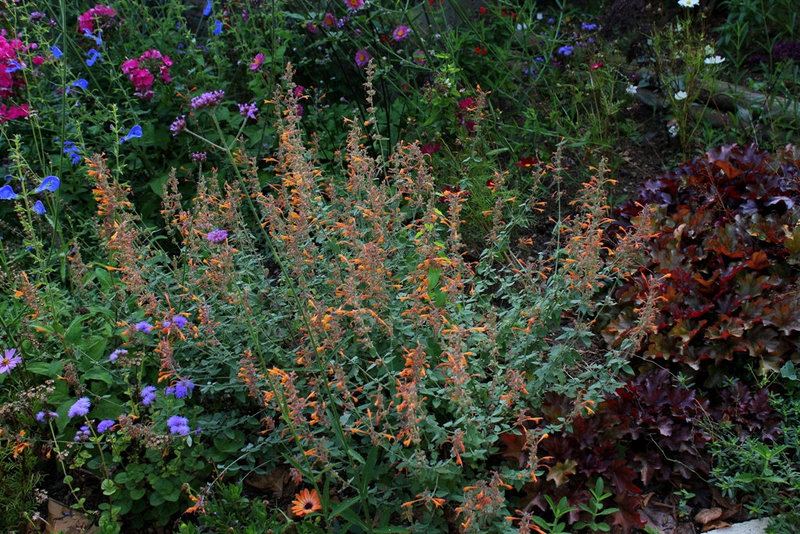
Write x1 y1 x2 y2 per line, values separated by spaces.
605 144 800 381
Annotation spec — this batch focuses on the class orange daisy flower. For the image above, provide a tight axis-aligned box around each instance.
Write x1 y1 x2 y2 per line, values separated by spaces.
291 488 322 517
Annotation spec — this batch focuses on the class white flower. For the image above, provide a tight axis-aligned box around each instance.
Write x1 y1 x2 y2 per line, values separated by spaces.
536 13 543 20
626 84 638 95
668 123 680 137
674 90 688 100
704 55 725 65
678 0 699 7
516 23 528 31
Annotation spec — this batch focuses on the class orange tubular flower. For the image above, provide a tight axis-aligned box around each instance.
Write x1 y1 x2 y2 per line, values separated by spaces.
291 488 322 517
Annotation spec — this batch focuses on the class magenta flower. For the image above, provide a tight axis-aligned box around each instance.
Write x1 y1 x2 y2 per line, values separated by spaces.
392 25 410 41
322 13 336 28
344 0 365 9
354 49 371 68
250 52 266 71
0 348 21 375
77 4 118 34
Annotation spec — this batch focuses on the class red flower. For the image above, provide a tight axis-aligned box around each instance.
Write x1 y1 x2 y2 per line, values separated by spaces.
474 46 487 55
590 61 604 70
479 6 486 15
486 178 497 190
459 97 476 109
515 156 539 168
421 142 441 154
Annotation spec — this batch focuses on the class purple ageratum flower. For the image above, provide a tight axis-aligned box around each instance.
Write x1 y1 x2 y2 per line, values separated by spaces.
97 419 115 433
191 90 225 110
36 410 59 422
108 348 128 362
558 45 574 56
74 425 91 442
1 348 22 375
166 378 195 399
392 25 410 41
167 415 191 436
206 229 228 243
169 115 186 136
172 315 188 328
238 102 258 119
354 49 370 68
68 397 91 418
134 321 153 333
140 385 157 406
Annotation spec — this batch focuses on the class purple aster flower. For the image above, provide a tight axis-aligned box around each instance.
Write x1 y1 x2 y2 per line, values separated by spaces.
1 348 22 375
206 229 228 243
238 102 258 119
392 25 410 41
166 378 195 399
140 385 157 406
74 425 91 441
109 348 128 362
170 115 186 136
167 415 191 436
97 419 115 433
134 321 153 333
68 397 91 418
191 90 225 110
354 49 370 68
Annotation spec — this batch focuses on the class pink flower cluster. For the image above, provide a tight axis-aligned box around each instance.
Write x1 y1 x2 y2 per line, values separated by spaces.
121 49 172 99
77 4 118 34
1 33 29 123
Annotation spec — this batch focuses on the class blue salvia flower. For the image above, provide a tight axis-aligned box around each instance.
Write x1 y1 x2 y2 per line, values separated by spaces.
86 48 102 66
33 201 46 215
203 0 212 16
0 185 18 200
72 78 89 90
62 140 83 165
5 60 24 73
119 125 143 144
213 20 222 35
51 46 63 58
34 176 60 193
82 28 103 46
